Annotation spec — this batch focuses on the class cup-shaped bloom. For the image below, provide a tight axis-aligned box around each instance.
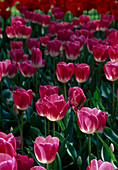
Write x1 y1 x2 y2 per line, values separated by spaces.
34 135 59 164
75 63 90 83
108 44 118 62
77 107 107 134
0 132 16 157
16 154 34 170
40 14 51 27
9 49 24 62
56 62 74 83
40 35 50 46
2 59 11 77
12 88 32 110
57 29 73 43
105 28 116 39
31 48 45 68
35 99 45 117
64 41 80 60
93 44 108 62
79 14 90 24
86 159 116 170
30 166 46 170
108 31 118 45
18 60 36 77
68 87 86 108
70 35 86 51
47 39 62 57
6 26 15 39
7 62 17 78
53 11 64 21
86 38 102 54
14 25 32 39
75 29 93 42
104 61 118 81
10 41 23 49
48 21 57 37
72 18 80 28
39 85 59 99
26 38 40 54
0 153 17 170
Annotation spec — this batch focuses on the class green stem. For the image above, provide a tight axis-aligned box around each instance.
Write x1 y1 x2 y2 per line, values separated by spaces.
53 121 55 137
112 81 115 127
28 77 30 89
35 69 38 100
44 117 47 137
53 58 55 86
97 134 99 159
19 110 24 155
91 57 95 92
64 83 67 128
48 119 50 135
88 134 91 163
98 63 101 89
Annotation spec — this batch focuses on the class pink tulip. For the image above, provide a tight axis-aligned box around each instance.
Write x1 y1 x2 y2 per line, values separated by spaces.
108 44 118 62
40 14 51 27
31 12 42 24
105 28 116 39
86 159 115 170
99 19 111 31
64 41 80 60
9 49 24 62
0 28 3 38
35 98 45 117
30 166 46 170
47 39 62 57
7 62 17 78
77 107 107 134
25 11 33 22
68 87 86 108
56 22 73 31
0 153 17 170
53 11 64 21
18 60 36 77
108 31 118 45
15 136 21 150
75 63 90 83
10 41 23 49
16 154 34 170
57 29 73 43
79 14 90 24
15 25 32 39
56 62 74 83
1 59 11 77
34 135 59 164
75 29 93 42
12 88 32 110
86 38 102 54
40 35 50 46
11 16 26 25
42 94 69 121
0 132 16 157
104 61 118 81
72 18 80 28
26 38 40 54
39 85 59 99
48 21 57 37
93 44 108 62
6 26 15 39
31 48 45 68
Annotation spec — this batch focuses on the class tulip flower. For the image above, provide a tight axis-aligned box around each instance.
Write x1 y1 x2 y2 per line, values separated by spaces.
16 154 34 170
6 26 15 39
72 18 80 28
86 159 117 170
108 44 118 62
57 29 73 43
48 21 57 37
108 31 118 45
56 62 74 83
0 153 17 170
7 62 17 78
68 87 86 109
79 14 90 24
75 63 90 83
10 41 23 49
34 135 59 164
40 35 50 46
1 59 11 77
64 41 80 60
12 88 32 110
26 38 40 54
9 49 24 62
30 166 46 170
86 38 102 54
0 132 16 157
75 29 93 42
40 14 51 27
14 25 32 39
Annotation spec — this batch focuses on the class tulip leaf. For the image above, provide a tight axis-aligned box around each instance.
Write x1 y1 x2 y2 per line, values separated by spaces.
48 152 62 170
103 126 118 149
101 145 111 162
65 141 77 163
58 119 65 131
96 132 116 162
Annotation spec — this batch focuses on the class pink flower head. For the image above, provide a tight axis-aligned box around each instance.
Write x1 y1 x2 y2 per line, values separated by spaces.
48 21 57 37
15 25 32 39
16 154 34 170
7 62 17 78
77 107 107 134
0 153 17 170
6 26 15 39
47 39 62 57
101 13 114 24
40 35 50 46
39 85 59 99
26 38 40 54
31 12 42 24
18 5 28 16
75 63 90 83
0 132 16 157
56 62 74 83
31 48 45 68
40 14 51 27
18 60 36 77
15 136 21 150
30 166 46 170
75 29 93 42
10 41 23 49
93 44 108 62
53 11 64 21
12 88 33 110
105 28 116 39
25 11 33 22
11 16 26 25
57 29 73 43
1 59 11 77
108 44 118 62
35 98 45 117
86 38 102 54
108 31 118 45
34 135 59 164
64 41 80 60
79 14 90 24
86 159 115 170
72 18 80 28
99 19 111 31
68 86 86 108
9 49 24 62
104 61 118 81
56 22 73 31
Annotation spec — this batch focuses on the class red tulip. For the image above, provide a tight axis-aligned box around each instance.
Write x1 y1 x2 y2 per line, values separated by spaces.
0 132 16 157
86 38 102 54
68 86 86 108
75 29 93 42
30 166 46 170
56 22 73 31
48 21 57 37
26 38 40 54
34 135 59 164
77 107 107 134
57 29 73 43
104 61 118 81
42 94 69 121
6 26 15 39
72 18 80 28
56 62 74 83
86 159 116 170
75 63 90 83
12 88 33 110
79 14 90 24
40 35 50 46
40 14 51 27
108 31 118 45
18 60 36 77
7 62 17 78
14 25 32 39
39 85 59 99
53 11 64 21
105 28 116 39
0 153 17 170
93 44 108 62
1 59 11 77
11 16 26 25
9 49 24 62
108 44 118 62
47 39 62 57
64 41 80 60
31 48 45 68
10 41 23 49
16 154 34 170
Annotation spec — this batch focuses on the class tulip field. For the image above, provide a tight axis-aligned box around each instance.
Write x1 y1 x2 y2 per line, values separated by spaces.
1 0 118 169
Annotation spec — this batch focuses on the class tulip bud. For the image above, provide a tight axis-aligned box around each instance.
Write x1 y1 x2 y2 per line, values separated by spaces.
109 143 114 152
77 156 82 167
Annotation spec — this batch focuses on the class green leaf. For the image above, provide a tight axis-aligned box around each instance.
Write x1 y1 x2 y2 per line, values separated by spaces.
29 126 42 140
101 145 111 162
96 132 116 162
65 141 77 163
58 119 65 131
